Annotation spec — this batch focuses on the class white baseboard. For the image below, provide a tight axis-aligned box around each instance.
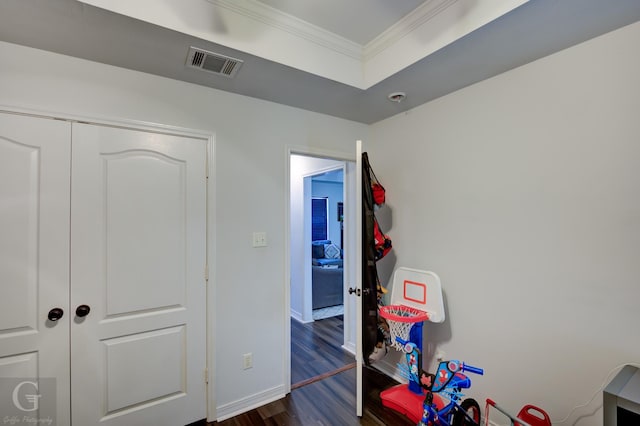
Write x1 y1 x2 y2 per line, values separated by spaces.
290 309 314 324
290 308 302 322
215 384 286 421
342 341 356 355
371 356 405 384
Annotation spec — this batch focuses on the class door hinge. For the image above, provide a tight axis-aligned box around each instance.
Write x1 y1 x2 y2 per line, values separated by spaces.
204 367 209 384
205 264 209 281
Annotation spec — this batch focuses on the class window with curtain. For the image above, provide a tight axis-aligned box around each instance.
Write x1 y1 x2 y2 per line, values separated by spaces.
311 197 328 241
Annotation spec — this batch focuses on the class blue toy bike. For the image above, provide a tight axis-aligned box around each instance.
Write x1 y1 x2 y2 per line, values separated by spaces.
396 338 483 426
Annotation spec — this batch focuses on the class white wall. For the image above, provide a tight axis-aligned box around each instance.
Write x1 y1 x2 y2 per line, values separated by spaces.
0 41 368 420
368 22 640 426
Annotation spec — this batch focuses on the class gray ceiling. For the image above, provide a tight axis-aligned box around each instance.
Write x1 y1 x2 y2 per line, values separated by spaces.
1 0 639 124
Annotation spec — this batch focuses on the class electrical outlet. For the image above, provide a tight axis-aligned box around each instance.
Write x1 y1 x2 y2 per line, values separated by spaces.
243 353 253 370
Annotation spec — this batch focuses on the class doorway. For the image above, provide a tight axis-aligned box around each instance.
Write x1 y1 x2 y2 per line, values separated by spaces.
288 153 356 389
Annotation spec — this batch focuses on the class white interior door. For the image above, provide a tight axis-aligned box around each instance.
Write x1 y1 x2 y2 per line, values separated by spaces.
355 140 364 416
0 113 71 425
342 161 357 354
70 123 207 426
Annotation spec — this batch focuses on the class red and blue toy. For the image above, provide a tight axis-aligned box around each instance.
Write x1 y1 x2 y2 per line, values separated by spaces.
378 268 483 425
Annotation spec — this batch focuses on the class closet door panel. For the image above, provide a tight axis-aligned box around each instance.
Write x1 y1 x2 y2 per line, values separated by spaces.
0 134 39 332
70 123 206 426
0 113 71 426
103 150 186 315
103 326 185 413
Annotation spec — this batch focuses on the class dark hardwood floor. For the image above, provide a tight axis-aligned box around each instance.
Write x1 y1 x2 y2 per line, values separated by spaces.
291 314 354 386
212 314 415 425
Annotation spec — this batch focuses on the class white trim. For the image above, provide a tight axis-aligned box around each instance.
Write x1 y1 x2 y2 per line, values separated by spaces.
208 0 472 66
362 0 530 87
342 342 356 356
284 146 292 395
302 163 344 179
0 104 212 140
290 311 313 325
363 0 458 62
209 0 362 60
372 358 404 385
288 145 356 163
206 132 217 422
215 385 286 421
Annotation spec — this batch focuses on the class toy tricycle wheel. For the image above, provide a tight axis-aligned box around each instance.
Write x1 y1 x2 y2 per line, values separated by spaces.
452 398 481 426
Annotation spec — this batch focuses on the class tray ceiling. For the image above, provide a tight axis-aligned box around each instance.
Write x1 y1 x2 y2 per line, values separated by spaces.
1 0 639 123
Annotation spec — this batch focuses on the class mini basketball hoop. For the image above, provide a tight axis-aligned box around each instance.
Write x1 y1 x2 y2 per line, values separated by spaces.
379 305 429 350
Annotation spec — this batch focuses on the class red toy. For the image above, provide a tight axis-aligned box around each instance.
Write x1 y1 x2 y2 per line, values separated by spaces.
378 268 446 423
485 398 551 426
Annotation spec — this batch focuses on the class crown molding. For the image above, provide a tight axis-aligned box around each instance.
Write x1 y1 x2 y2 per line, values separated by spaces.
208 0 463 78
207 0 363 60
363 0 458 62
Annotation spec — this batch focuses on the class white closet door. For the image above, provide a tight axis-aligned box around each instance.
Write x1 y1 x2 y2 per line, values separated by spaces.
70 123 207 426
0 113 71 425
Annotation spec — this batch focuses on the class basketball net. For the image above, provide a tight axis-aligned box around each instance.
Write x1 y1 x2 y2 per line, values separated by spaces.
379 305 429 351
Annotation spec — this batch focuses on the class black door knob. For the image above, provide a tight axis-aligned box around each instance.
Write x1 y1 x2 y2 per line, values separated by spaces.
48 308 64 321
75 305 91 318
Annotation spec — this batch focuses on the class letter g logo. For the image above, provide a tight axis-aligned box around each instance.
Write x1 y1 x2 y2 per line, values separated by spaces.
12 380 41 412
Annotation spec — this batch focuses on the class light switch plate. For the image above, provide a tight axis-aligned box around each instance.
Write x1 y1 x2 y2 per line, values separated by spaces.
252 232 267 247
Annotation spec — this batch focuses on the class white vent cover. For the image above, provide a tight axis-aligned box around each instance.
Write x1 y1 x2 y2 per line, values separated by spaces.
186 47 243 78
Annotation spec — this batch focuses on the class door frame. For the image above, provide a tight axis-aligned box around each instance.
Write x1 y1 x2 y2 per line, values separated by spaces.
0 104 216 422
284 145 357 395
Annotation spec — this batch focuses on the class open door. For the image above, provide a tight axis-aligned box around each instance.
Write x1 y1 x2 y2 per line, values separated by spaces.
354 140 386 417
354 140 364 416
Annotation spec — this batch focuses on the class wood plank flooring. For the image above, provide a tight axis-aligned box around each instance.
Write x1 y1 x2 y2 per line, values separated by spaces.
291 314 354 386
212 314 415 425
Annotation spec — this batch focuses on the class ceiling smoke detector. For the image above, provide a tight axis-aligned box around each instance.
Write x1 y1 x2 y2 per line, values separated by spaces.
388 92 406 103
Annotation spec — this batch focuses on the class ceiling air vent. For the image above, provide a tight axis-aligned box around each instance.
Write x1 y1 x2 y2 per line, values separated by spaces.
186 47 243 78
